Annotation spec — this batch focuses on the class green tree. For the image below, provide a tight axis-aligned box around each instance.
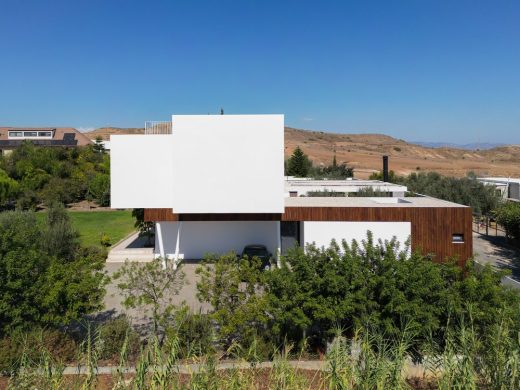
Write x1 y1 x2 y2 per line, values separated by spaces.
196 253 270 351
113 258 185 340
0 169 19 208
494 202 520 241
0 209 106 335
286 146 312 177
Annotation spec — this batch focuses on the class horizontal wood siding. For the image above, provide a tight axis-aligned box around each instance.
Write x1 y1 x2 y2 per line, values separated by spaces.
144 206 472 264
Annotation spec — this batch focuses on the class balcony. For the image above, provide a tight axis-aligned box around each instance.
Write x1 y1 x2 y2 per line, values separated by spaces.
144 121 172 135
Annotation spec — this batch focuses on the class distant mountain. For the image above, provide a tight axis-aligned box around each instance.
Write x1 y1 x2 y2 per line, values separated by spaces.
412 141 506 150
83 125 520 178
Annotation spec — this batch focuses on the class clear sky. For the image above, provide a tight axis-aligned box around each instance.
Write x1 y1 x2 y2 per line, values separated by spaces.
0 0 518 143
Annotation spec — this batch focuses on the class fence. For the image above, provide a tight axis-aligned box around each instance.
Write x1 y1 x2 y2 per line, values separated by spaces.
472 214 507 237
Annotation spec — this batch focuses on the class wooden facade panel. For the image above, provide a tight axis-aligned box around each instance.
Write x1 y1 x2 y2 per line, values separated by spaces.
144 206 473 265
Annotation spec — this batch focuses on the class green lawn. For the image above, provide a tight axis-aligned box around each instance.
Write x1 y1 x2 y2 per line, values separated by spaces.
36 210 136 248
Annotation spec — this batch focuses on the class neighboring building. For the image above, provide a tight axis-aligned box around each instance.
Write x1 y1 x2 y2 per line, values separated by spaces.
478 177 520 202
0 127 92 154
284 178 407 197
111 115 472 266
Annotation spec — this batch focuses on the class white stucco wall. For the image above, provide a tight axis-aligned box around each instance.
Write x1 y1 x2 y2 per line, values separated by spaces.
302 221 411 252
170 115 284 213
155 221 279 260
110 135 175 208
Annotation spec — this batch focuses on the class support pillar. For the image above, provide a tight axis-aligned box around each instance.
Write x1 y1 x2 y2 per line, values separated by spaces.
156 222 166 269
173 221 183 269
276 221 281 268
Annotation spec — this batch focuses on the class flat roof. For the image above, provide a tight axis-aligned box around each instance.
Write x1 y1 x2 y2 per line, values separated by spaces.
285 179 407 190
285 196 468 208
478 177 520 184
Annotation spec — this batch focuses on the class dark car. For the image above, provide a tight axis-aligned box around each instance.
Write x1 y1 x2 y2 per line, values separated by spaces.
241 244 273 270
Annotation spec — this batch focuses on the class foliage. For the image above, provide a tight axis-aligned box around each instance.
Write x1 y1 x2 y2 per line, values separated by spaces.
286 148 354 179
0 169 19 208
196 253 272 354
0 328 77 374
0 142 110 208
494 201 520 241
99 232 111 247
285 146 312 177
113 258 186 339
97 315 140 361
370 170 500 214
308 154 354 179
349 186 388 197
132 208 155 246
0 208 107 335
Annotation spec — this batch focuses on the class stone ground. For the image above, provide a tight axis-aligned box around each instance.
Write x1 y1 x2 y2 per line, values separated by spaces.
101 261 211 327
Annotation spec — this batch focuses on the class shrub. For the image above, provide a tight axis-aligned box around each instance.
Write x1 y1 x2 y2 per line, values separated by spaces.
494 202 520 241
98 315 140 361
100 232 111 247
0 329 76 374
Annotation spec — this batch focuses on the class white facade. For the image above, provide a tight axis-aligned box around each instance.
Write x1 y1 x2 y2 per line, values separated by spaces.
155 221 280 260
111 115 284 213
301 221 411 253
284 178 407 198
111 135 175 208
170 115 284 213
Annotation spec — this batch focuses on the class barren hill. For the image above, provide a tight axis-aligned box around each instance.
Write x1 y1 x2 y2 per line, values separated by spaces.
284 127 520 178
85 127 144 140
84 126 520 179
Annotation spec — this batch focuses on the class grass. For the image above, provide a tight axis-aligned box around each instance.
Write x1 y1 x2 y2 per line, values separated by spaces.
36 210 135 248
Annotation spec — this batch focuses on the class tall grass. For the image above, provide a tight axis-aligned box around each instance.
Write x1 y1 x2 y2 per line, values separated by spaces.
3 319 520 389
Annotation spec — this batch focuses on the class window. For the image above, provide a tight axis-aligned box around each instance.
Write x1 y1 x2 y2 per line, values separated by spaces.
38 131 52 137
8 131 23 137
452 234 464 243
289 191 298 197
23 131 38 137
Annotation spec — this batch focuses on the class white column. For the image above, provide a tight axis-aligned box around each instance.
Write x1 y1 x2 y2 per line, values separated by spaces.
173 221 183 269
276 221 281 268
156 222 166 269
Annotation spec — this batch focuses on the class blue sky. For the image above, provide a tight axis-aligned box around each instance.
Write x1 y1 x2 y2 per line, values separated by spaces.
0 0 518 143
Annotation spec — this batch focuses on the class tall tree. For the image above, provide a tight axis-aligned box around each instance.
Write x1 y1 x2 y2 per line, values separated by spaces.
286 146 311 177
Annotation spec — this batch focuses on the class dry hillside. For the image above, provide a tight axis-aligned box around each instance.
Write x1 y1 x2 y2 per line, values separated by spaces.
85 127 144 140
85 126 520 179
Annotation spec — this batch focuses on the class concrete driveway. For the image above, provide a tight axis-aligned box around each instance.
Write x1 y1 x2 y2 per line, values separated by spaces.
472 232 520 287
101 261 211 327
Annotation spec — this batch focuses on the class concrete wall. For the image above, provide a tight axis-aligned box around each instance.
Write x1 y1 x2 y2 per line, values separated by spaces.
302 221 411 252
155 221 279 260
170 115 284 213
509 183 520 201
111 135 175 208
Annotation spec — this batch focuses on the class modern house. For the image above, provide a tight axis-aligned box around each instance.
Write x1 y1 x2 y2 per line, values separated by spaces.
111 115 472 266
0 127 92 154
284 178 407 197
478 177 520 202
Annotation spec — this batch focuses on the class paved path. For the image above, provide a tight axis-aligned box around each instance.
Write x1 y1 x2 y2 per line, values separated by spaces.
101 262 211 328
472 232 520 287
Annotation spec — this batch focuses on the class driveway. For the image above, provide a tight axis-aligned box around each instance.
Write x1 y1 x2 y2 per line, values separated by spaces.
101 261 211 327
472 232 520 287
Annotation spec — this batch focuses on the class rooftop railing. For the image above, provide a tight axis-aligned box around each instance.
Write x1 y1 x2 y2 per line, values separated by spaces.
144 121 172 135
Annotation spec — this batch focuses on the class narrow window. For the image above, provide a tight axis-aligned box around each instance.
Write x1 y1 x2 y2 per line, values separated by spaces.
289 191 298 197
452 234 464 243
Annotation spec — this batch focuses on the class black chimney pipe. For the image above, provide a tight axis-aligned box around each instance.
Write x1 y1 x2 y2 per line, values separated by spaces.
383 155 389 182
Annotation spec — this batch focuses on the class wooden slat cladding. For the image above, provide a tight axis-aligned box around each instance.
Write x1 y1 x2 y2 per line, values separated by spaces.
144 208 179 221
144 209 281 222
144 206 473 265
283 206 473 265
